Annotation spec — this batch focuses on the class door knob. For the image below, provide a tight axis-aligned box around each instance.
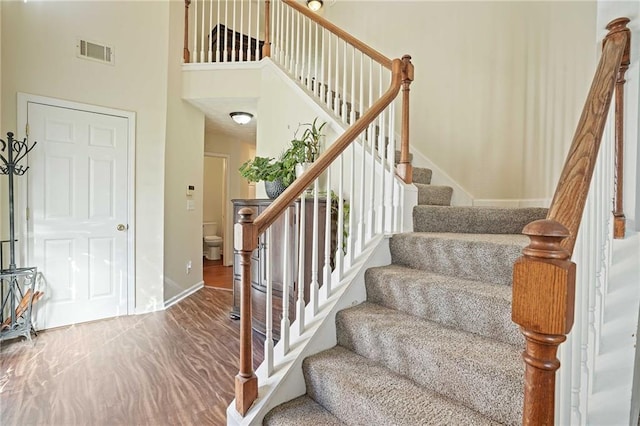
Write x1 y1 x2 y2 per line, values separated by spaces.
117 224 127 231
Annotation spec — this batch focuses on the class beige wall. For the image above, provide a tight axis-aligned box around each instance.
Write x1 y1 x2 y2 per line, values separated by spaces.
205 129 254 265
203 156 225 229
0 0 5 248
164 0 206 302
1 1 170 312
325 1 597 200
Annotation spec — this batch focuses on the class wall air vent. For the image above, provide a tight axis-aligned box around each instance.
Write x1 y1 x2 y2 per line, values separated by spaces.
77 39 114 65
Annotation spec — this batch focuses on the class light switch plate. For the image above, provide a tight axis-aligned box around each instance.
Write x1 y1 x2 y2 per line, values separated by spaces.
187 200 195 211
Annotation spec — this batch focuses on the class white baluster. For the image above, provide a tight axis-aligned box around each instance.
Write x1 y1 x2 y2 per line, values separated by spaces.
289 6 294 72
231 0 236 62
296 196 306 336
314 23 319 96
335 155 344 278
208 0 213 62
347 143 355 267
320 28 326 103
378 65 386 234
193 0 198 63
223 0 228 62
296 12 301 79
341 40 347 122
322 165 332 301
247 0 251 61
216 0 221 61
280 209 291 355
350 46 356 124
311 179 319 315
264 227 274 376
239 0 244 60
307 18 312 91
334 36 340 116
388 102 396 232
367 57 375 240
254 0 260 60
326 32 332 109
301 17 306 84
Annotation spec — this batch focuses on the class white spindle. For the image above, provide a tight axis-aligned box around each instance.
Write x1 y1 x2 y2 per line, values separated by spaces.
378 65 386 234
326 32 332 109
264 227 274 376
307 18 312 91
301 17 307 83
322 165 332 300
310 179 320 315
335 155 345 278
367 58 375 239
254 0 260 60
247 0 252 61
296 196 306 336
289 6 294 72
208 0 213 62
341 40 347 122
334 37 340 116
350 47 356 124
321 29 326 103
347 143 355 266
193 0 198 63
231 0 237 62
223 0 228 62
216 0 221 61
280 210 291 354
314 23 319 96
296 12 301 79
388 102 396 232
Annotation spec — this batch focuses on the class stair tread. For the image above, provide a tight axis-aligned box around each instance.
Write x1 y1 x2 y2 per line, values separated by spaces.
412 166 433 185
365 264 522 346
304 346 500 426
390 232 528 285
263 395 345 426
413 205 548 234
336 302 523 424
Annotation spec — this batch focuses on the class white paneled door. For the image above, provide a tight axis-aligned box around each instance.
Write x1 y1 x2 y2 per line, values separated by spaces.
27 102 129 329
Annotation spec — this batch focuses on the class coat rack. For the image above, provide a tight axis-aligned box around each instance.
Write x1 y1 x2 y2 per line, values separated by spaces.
0 132 41 342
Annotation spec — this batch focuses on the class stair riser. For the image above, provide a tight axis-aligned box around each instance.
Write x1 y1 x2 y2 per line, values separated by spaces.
365 267 523 346
413 206 548 234
336 306 524 425
416 184 453 206
390 234 525 285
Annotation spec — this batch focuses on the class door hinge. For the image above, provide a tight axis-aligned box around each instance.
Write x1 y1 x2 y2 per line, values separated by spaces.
26 207 30 221
25 123 29 137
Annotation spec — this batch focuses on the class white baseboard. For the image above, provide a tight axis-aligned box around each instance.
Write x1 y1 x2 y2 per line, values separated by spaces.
164 281 204 309
472 198 551 208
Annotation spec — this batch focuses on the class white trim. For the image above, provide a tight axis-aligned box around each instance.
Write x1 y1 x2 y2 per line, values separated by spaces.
204 152 233 266
164 281 204 309
472 198 551 208
182 61 265 72
16 92 137 315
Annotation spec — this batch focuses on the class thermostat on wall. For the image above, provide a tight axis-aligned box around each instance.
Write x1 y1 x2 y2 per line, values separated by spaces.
186 185 195 196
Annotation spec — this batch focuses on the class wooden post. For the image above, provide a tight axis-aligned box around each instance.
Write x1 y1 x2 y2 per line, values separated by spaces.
263 0 272 58
234 208 259 415
183 0 191 63
512 219 576 425
607 18 631 239
396 54 414 184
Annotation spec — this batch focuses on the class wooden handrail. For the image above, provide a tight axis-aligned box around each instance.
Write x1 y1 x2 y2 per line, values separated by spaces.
255 59 404 235
512 17 630 426
281 0 393 69
234 57 404 415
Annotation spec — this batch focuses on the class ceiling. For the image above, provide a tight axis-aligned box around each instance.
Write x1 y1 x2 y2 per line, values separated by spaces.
188 97 258 141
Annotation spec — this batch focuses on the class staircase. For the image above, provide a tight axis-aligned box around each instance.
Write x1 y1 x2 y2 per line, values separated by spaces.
263 166 548 424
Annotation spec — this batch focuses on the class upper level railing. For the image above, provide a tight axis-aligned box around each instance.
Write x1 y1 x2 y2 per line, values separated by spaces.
182 0 414 416
511 18 631 425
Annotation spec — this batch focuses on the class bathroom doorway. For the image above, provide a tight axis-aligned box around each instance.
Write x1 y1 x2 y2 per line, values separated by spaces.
203 153 233 290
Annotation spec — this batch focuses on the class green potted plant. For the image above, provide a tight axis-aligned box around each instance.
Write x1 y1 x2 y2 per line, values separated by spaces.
290 118 327 178
238 154 297 199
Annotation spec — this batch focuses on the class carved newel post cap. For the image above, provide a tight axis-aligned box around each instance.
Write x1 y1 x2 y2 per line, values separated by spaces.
7 132 13 139
606 17 630 32
237 207 255 223
522 219 571 260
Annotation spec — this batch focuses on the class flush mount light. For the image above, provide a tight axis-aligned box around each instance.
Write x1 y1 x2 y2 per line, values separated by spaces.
307 0 323 12
229 112 254 125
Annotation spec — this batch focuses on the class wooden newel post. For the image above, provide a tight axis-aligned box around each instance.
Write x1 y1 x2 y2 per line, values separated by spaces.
397 54 414 184
183 0 191 63
512 219 576 425
263 0 272 58
606 17 631 239
234 207 259 415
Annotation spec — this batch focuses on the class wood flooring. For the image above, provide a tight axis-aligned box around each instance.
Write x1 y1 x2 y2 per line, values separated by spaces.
0 288 264 426
204 258 233 290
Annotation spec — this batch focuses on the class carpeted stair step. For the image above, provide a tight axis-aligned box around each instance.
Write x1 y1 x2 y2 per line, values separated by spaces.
303 346 499 425
416 183 453 206
263 395 345 425
390 232 528 285
412 166 432 185
414 206 548 234
365 264 522 346
336 303 523 425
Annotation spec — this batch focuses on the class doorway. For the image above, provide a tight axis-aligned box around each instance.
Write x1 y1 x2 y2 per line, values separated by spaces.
203 153 232 289
19 94 135 329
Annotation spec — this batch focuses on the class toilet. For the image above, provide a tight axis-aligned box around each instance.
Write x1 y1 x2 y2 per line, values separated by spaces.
203 222 223 260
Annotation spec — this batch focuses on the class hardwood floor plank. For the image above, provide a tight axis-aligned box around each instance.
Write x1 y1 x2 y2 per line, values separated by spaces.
0 288 264 426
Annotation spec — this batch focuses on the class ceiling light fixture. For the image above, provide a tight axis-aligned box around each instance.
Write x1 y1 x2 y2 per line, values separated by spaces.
229 112 254 125
307 0 323 12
